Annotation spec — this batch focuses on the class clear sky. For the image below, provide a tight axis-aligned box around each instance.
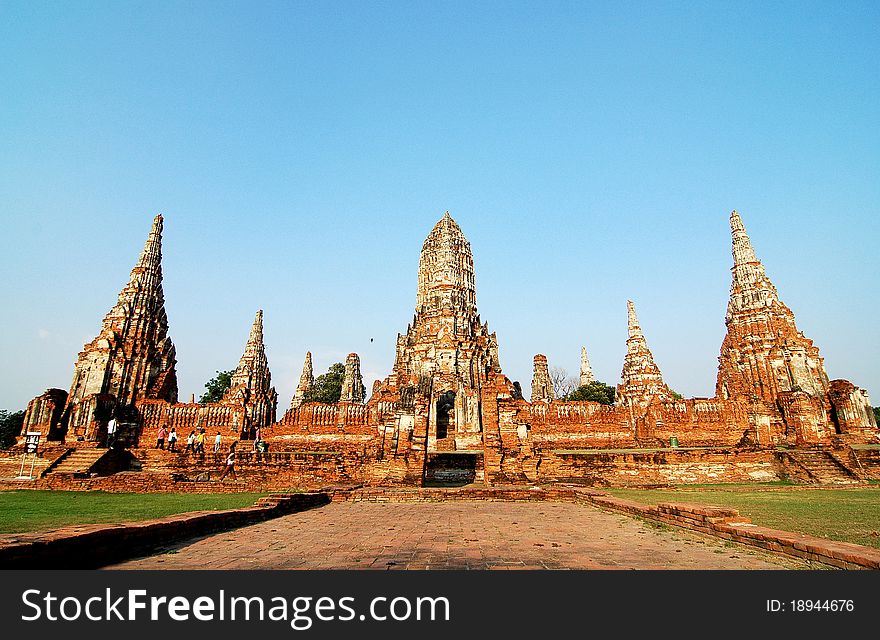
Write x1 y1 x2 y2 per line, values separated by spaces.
1 1 877 411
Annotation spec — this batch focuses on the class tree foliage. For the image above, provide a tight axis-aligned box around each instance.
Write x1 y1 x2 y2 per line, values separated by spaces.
874 407 880 427
199 370 234 404
0 410 25 449
564 381 616 405
302 363 346 404
669 389 684 400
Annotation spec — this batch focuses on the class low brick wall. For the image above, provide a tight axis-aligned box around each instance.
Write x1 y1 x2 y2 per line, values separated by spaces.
0 471 327 494
0 491 330 569
582 494 880 570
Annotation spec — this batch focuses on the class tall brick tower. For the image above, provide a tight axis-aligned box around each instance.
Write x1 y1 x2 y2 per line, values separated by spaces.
371 211 526 482
63 214 178 439
715 210 880 444
388 211 502 394
716 211 829 404
222 310 277 436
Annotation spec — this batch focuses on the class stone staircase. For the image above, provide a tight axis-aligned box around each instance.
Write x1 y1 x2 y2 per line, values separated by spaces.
785 449 861 485
42 448 111 477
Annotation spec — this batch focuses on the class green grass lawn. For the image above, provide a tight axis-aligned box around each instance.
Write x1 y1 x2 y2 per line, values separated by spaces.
605 486 880 549
0 490 267 535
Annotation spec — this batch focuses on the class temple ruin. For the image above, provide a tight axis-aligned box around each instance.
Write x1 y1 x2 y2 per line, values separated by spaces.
16 209 880 489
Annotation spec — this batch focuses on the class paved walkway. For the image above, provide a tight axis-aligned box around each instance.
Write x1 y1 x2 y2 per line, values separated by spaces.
108 501 813 570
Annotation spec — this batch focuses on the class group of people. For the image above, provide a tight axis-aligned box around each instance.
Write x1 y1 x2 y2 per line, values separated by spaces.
154 425 238 480
154 425 179 451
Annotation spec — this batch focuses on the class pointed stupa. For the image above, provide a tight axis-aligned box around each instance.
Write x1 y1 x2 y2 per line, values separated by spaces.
579 346 595 386
227 310 270 392
725 210 781 321
222 309 278 429
132 213 164 280
617 300 668 407
289 351 314 409
341 352 366 403
717 210 829 401
66 214 178 412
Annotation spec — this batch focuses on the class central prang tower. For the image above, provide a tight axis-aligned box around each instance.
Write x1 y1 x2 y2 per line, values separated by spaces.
371 212 527 483
389 212 501 396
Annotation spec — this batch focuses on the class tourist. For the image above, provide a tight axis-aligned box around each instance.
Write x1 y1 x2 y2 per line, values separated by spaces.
185 430 196 454
195 429 206 455
156 425 168 449
254 427 261 451
168 426 178 452
106 416 117 449
218 441 237 481
213 431 222 453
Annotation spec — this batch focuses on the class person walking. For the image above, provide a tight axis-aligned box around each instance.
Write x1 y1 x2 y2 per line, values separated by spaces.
106 416 117 449
195 429 206 456
213 431 222 454
156 425 168 449
218 441 237 481
185 430 196 454
168 427 178 452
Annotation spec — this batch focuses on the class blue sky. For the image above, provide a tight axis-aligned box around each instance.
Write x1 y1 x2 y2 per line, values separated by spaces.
1 1 877 410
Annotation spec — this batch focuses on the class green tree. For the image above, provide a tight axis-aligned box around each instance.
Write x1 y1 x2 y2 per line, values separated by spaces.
874 407 880 426
199 370 234 404
564 381 616 405
669 389 684 400
0 410 25 449
302 363 346 404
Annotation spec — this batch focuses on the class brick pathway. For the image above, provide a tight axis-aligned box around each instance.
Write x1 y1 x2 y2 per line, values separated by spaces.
108 501 814 570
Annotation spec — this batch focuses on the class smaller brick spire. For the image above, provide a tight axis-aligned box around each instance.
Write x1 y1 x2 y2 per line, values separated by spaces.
617 300 668 407
341 353 366 403
290 351 314 409
531 354 555 402
225 310 275 403
580 346 595 386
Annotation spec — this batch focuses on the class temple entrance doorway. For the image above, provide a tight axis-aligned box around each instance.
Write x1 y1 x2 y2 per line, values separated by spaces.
435 391 456 440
